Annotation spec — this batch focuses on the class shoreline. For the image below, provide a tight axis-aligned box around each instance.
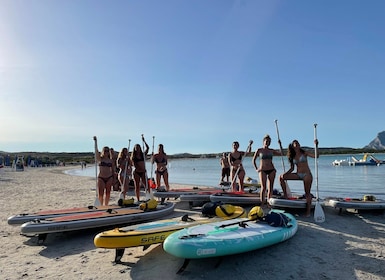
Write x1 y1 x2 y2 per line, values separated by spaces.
0 167 384 279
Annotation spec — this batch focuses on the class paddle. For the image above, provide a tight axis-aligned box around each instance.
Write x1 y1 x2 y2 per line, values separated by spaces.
120 139 131 199
230 140 253 192
313 124 325 223
218 217 257 228
93 136 101 206
149 136 155 187
141 134 153 199
274 120 292 198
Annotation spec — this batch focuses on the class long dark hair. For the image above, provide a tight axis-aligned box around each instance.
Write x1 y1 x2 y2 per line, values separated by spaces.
287 140 305 164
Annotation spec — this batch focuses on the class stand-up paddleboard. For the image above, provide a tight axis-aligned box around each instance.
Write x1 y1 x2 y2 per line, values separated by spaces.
268 196 324 209
20 202 175 241
180 190 226 206
163 211 297 272
94 205 247 263
8 205 128 225
243 177 261 188
210 191 261 205
154 187 225 202
325 196 385 213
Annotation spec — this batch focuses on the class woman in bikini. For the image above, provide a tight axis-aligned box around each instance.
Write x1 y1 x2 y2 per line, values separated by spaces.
117 147 132 199
279 139 319 217
228 140 253 192
131 136 149 202
152 144 170 191
94 137 115 206
252 134 282 208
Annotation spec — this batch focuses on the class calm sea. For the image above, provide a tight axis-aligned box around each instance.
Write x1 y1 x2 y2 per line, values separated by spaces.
67 153 385 200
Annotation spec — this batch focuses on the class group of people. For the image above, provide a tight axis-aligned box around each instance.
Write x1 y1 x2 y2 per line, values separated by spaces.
93 136 170 205
94 133 319 217
221 135 318 216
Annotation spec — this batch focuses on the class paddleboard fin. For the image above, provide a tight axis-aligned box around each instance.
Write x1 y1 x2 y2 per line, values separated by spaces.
176 259 190 274
142 245 151 251
114 249 125 263
37 233 47 245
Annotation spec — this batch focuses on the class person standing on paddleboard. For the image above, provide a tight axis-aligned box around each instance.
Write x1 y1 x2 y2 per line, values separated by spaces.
252 134 282 208
229 140 253 192
152 144 170 191
279 139 319 217
131 136 149 202
94 137 115 206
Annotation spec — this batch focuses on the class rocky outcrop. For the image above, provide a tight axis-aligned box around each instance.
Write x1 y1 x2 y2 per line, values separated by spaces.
364 131 385 150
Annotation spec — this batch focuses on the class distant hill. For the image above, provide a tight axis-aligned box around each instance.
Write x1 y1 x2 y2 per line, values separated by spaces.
364 131 385 150
1 132 385 165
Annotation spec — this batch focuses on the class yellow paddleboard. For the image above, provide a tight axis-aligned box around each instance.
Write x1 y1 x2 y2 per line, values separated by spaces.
94 206 247 249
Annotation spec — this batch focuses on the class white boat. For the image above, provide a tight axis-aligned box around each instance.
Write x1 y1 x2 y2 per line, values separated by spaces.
332 154 381 166
349 154 378 166
332 159 350 166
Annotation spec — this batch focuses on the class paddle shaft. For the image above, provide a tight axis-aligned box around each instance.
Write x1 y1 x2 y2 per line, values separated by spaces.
314 124 319 199
122 139 131 189
274 120 292 197
93 136 101 206
313 123 325 223
274 120 286 172
141 134 151 196
150 136 155 180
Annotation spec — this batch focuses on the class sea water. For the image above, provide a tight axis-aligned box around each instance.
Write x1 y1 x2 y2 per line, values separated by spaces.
67 153 385 200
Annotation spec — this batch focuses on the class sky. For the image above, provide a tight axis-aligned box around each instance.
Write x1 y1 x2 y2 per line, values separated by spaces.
1 0 384 155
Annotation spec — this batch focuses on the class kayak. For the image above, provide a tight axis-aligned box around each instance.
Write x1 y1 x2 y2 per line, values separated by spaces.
163 211 297 260
20 202 175 238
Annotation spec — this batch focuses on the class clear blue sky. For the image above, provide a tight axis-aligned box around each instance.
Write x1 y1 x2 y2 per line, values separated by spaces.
1 0 384 155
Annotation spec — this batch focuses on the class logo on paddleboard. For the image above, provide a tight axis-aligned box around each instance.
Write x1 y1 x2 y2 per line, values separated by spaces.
197 248 216 256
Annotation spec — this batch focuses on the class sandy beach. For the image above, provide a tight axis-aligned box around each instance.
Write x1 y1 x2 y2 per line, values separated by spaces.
1 166 384 280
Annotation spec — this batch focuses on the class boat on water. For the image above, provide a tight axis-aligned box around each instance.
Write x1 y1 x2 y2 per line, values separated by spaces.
332 154 382 166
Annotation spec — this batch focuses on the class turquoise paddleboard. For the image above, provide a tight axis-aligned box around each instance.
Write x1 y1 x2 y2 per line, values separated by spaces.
163 211 297 260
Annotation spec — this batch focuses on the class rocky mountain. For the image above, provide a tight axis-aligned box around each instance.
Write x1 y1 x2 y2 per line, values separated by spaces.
364 131 385 150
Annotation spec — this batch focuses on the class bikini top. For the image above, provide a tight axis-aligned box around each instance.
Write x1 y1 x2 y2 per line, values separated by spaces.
133 155 144 163
154 157 167 164
293 154 307 164
260 151 273 160
230 154 242 162
99 161 112 167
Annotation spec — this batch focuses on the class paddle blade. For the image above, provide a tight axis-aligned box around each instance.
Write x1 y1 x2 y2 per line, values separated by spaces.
314 201 325 223
286 185 292 198
94 197 101 207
